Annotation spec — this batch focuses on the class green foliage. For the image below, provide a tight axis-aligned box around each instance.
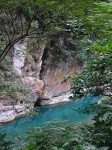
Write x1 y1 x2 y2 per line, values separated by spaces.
0 0 112 150
0 133 13 150
0 56 30 103
68 1 112 149
70 3 112 145
1 0 110 61
0 0 84 61
1 109 112 150
42 33 81 66
0 56 12 71
77 96 112 149
23 120 97 150
71 45 112 99
0 79 29 103
89 98 112 148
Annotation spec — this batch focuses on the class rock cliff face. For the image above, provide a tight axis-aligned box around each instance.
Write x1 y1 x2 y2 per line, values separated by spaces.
0 38 80 123
41 62 78 98
13 41 46 101
13 42 27 76
13 39 79 100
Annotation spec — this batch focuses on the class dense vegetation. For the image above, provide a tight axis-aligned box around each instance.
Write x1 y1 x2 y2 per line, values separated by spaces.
0 0 112 149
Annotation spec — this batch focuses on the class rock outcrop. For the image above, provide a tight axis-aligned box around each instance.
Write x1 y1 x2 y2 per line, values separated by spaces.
0 101 32 123
13 41 46 100
12 39 79 101
0 38 80 123
41 92 72 105
13 42 27 76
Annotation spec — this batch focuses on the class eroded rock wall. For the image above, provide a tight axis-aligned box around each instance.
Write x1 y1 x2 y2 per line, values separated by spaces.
13 42 27 76
13 39 79 100
0 37 80 123
13 41 46 101
41 61 78 98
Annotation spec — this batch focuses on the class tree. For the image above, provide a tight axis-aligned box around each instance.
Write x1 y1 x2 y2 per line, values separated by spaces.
70 0 112 98
0 0 107 62
70 1 112 149
0 0 75 61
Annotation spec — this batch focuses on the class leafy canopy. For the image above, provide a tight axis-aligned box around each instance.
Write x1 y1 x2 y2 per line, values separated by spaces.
0 0 107 61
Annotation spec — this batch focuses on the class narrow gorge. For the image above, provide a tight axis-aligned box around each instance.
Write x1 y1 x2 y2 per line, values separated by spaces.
0 35 80 123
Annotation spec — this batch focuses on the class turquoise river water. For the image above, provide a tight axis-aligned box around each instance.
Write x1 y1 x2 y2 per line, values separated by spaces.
0 95 101 135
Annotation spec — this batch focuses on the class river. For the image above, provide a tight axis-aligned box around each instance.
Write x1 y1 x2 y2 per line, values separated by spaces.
0 94 101 136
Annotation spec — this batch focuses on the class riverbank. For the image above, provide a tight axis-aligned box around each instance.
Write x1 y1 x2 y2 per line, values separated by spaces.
0 92 72 123
0 94 101 136
0 102 33 123
41 92 72 105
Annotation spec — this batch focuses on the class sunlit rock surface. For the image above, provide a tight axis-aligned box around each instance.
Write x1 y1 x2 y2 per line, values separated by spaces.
13 41 79 100
0 102 31 123
13 42 27 76
41 62 78 98
41 92 72 105
21 77 44 93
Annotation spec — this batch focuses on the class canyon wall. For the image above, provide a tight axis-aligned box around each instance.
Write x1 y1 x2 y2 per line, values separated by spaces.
41 62 78 98
0 37 80 123
13 39 79 101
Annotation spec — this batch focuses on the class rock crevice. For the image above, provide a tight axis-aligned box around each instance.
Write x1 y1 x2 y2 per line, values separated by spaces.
0 38 79 123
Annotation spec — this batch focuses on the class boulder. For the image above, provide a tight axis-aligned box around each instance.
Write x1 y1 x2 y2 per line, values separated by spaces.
14 105 27 113
0 110 16 123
